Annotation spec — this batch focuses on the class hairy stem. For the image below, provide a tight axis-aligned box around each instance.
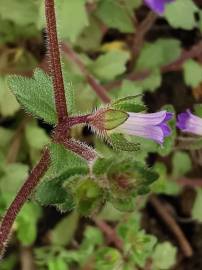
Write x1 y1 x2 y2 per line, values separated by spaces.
67 114 91 126
0 148 50 257
45 0 68 121
62 138 97 162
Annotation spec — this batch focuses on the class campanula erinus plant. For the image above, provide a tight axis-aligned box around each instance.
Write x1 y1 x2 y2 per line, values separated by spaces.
1 0 202 269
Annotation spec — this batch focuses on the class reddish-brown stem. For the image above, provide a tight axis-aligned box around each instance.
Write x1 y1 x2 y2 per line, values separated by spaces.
67 114 91 126
128 11 156 72
0 148 50 257
62 43 111 104
0 0 98 257
178 177 202 187
106 40 202 90
20 247 35 270
61 138 97 162
93 218 123 250
52 114 92 145
45 0 68 121
150 195 193 257
131 12 157 63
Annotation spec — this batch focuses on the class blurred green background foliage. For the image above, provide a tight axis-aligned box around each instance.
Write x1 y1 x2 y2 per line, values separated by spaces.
1 0 202 269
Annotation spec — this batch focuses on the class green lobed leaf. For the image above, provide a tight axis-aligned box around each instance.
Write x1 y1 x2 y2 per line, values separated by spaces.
137 69 162 92
152 242 177 270
115 72 161 95
117 216 157 267
82 226 104 247
183 59 202 87
95 0 135 33
76 16 103 51
151 162 181 195
0 0 40 27
88 51 130 81
131 233 157 267
172 151 192 179
164 0 198 30
56 0 89 43
8 69 74 124
8 69 57 124
35 179 68 206
136 39 181 71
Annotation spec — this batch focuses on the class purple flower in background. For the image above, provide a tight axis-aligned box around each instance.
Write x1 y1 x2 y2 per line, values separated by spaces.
118 110 173 144
177 109 202 136
144 0 173 14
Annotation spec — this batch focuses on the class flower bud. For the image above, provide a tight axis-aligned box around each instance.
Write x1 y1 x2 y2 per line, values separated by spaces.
88 108 128 135
177 109 202 136
74 178 103 215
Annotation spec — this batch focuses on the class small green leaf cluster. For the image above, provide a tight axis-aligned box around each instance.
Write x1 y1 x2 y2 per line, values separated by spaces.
34 212 177 270
151 150 192 196
36 143 158 215
7 65 159 217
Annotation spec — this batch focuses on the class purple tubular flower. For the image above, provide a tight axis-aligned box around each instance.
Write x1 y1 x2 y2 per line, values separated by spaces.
118 110 173 144
177 109 202 136
144 0 174 14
